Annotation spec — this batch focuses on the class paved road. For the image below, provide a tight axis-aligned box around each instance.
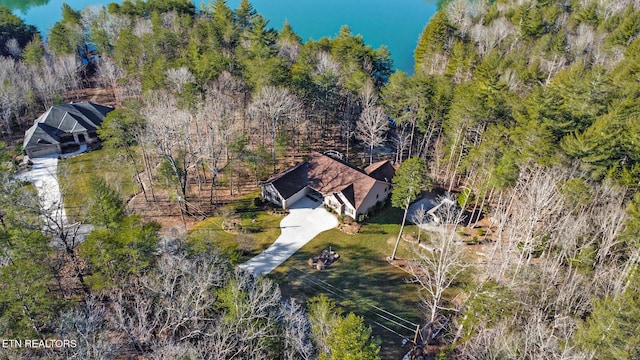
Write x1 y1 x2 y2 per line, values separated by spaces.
240 196 338 277
15 145 88 225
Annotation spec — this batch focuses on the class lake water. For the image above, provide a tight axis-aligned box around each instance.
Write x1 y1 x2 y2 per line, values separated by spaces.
3 0 438 73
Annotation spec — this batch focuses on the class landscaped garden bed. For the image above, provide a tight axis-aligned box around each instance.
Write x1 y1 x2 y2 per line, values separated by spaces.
308 248 340 270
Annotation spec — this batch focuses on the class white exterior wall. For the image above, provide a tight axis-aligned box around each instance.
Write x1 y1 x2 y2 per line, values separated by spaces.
336 192 357 220
357 181 391 216
283 186 309 208
324 194 344 214
262 183 283 207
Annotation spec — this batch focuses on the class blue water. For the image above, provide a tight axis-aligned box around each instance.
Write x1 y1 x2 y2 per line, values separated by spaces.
4 0 438 73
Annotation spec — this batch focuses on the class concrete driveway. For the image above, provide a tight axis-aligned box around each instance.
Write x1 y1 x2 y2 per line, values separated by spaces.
240 196 338 277
15 156 67 226
15 145 89 221
14 145 88 241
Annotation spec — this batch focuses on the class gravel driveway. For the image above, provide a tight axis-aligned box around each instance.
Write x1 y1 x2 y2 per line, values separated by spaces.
240 196 338 277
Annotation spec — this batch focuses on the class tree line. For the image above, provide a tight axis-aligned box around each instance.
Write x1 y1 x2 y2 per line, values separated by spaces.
392 0 640 358
75 0 394 213
0 158 381 358
2 0 640 357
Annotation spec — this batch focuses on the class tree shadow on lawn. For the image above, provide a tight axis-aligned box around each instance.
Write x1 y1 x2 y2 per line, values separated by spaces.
276 241 422 356
365 206 404 225
325 244 418 313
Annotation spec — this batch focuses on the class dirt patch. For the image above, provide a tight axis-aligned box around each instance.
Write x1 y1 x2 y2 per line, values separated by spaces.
126 173 261 233
338 221 360 234
50 251 91 299
63 80 117 107
221 215 243 233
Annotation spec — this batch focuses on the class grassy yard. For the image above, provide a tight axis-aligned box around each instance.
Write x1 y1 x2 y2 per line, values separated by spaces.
189 199 424 358
57 149 139 220
187 193 285 263
270 207 423 360
57 148 428 357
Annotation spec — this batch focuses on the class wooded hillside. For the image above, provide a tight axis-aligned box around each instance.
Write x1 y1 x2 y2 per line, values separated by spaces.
406 0 640 357
1 0 640 358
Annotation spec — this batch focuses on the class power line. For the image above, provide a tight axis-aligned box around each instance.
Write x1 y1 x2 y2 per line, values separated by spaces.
287 267 420 336
289 267 418 327
371 311 418 333
373 321 411 340
371 304 418 328
289 266 419 326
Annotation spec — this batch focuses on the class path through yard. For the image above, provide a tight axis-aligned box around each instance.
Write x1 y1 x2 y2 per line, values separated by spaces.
240 197 338 277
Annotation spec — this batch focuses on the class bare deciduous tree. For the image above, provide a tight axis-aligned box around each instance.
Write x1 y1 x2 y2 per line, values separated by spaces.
411 204 430 243
248 85 303 170
52 54 83 92
470 17 513 57
339 113 356 161
408 195 469 323
281 299 314 360
0 58 25 135
393 123 412 164
142 252 228 341
144 91 204 214
5 38 22 58
316 51 340 77
219 269 283 358
356 105 388 165
408 195 470 322
97 56 123 101
59 295 110 359
203 72 246 200
165 67 195 94
81 6 130 48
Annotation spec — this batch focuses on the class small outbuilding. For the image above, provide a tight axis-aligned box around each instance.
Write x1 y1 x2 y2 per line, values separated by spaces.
23 102 114 158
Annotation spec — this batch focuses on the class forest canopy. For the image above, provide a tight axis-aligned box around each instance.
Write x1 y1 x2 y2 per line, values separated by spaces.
1 0 640 358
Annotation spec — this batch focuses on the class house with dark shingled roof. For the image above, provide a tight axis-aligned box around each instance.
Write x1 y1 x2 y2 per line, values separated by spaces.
262 152 395 220
23 102 114 158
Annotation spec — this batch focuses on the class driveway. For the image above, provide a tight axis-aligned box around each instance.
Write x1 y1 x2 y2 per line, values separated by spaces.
14 145 87 234
15 156 67 227
240 196 338 277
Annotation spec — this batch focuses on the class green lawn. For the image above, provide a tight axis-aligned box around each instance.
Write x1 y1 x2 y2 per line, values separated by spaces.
189 200 424 357
57 149 139 221
57 148 427 357
188 194 286 263
269 207 423 359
